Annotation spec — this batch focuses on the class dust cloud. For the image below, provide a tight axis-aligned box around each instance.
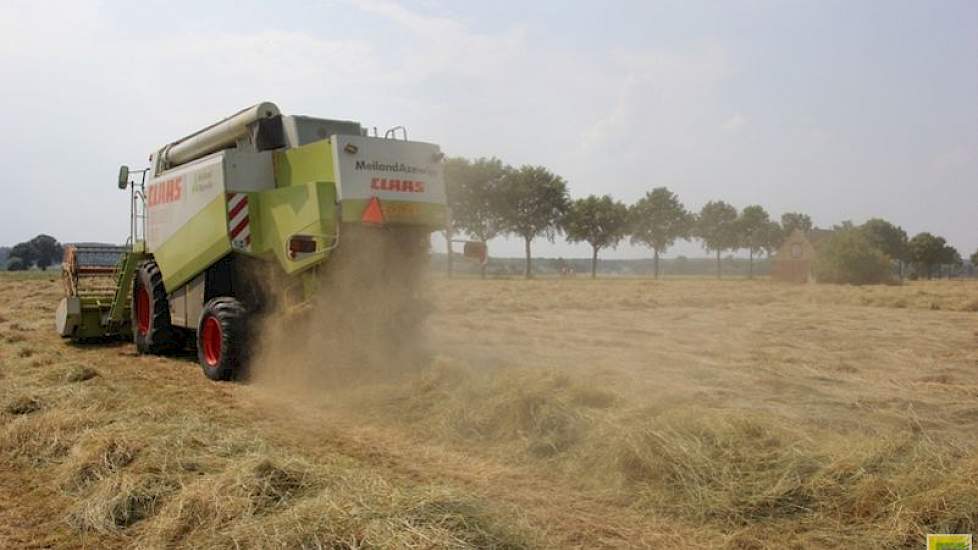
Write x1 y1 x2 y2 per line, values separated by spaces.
245 225 435 396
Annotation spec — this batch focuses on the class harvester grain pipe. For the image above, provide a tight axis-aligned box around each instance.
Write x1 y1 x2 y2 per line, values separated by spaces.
161 102 280 168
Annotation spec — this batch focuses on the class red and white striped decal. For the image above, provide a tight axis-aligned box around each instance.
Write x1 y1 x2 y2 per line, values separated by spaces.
227 193 251 251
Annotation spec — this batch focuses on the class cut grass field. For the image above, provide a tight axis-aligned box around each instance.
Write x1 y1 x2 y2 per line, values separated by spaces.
1 273 977 548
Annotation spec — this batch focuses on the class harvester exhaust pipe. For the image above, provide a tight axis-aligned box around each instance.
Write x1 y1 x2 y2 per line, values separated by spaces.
161 101 280 169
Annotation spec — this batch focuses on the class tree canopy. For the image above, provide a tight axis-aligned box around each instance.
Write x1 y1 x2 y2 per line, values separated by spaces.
695 201 739 278
445 157 509 243
814 228 892 285
629 187 693 278
736 205 780 278
909 232 957 279
781 212 813 237
6 235 64 271
860 218 909 263
496 165 571 278
565 195 630 278
30 234 63 270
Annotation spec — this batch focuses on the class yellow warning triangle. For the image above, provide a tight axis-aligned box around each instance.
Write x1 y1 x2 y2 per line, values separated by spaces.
362 196 385 225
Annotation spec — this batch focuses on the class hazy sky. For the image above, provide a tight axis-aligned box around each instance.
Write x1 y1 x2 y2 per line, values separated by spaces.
1 0 975 259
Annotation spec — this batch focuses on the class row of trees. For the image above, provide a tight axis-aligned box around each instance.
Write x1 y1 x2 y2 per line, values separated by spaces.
5 234 63 271
824 219 964 281
446 157 813 279
445 157 968 281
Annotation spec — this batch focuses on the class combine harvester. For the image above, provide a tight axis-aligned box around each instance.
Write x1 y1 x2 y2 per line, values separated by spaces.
56 102 475 380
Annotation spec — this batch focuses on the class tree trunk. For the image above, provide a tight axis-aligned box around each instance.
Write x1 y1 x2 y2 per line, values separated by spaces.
444 230 454 278
653 248 660 279
524 237 532 279
716 250 722 279
748 249 754 279
480 261 487 279
591 246 598 279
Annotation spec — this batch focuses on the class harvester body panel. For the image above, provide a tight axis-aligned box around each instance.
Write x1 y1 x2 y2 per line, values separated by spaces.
59 101 448 369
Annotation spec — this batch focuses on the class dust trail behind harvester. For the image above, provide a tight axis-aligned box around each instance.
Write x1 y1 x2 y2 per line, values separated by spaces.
247 226 434 393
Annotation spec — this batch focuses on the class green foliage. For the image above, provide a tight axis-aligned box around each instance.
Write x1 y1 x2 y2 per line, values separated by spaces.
695 201 738 277
565 195 629 278
10 242 36 266
6 235 63 271
30 234 63 271
814 229 892 285
909 232 958 279
444 157 509 243
970 249 978 268
737 205 774 255
736 206 782 278
497 165 570 241
860 218 908 262
629 187 693 255
780 212 813 237
696 201 739 253
6 257 27 271
761 222 785 254
496 165 571 277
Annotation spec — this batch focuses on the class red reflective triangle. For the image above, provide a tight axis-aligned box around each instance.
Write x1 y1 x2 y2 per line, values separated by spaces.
362 196 385 225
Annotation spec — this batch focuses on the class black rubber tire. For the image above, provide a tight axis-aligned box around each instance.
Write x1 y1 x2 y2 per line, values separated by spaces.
196 297 247 381
132 261 182 354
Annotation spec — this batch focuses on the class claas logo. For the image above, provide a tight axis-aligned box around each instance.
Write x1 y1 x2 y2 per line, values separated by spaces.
147 177 183 207
370 178 425 193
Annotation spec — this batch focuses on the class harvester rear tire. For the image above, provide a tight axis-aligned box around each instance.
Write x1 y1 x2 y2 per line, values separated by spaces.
196 297 246 381
132 261 182 354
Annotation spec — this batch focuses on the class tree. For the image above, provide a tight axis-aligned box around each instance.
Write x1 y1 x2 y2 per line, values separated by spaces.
970 249 978 271
629 187 694 279
736 205 773 279
565 195 630 279
909 232 948 279
444 157 510 278
497 165 571 278
814 228 892 285
29 234 63 271
940 243 962 278
6 235 63 271
6 257 27 271
781 212 813 237
860 219 908 277
695 201 739 278
9 242 36 268
761 221 785 256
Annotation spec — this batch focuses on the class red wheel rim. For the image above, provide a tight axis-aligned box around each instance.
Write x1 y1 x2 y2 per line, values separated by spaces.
202 316 223 366
136 287 150 335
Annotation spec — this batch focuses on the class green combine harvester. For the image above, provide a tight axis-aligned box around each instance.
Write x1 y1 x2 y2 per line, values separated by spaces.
56 101 466 380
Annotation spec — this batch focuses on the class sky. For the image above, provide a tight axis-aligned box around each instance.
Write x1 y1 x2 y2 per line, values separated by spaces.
1 0 975 259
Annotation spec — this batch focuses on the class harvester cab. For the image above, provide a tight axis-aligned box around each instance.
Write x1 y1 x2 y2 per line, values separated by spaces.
56 101 453 381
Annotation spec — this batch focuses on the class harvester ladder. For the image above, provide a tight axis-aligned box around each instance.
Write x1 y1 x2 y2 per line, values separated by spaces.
105 249 145 325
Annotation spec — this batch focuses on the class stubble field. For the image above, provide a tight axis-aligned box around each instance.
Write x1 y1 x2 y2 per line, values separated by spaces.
1 273 977 549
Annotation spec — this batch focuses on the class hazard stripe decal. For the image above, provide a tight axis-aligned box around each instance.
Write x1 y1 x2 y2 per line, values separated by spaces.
226 193 251 250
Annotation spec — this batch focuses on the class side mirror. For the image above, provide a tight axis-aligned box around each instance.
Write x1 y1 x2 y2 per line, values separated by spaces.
117 165 130 190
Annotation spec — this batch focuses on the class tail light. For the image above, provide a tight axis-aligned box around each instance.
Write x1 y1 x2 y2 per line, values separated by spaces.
288 235 317 259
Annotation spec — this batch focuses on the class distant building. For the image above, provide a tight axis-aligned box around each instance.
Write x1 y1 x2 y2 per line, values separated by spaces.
770 228 833 283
